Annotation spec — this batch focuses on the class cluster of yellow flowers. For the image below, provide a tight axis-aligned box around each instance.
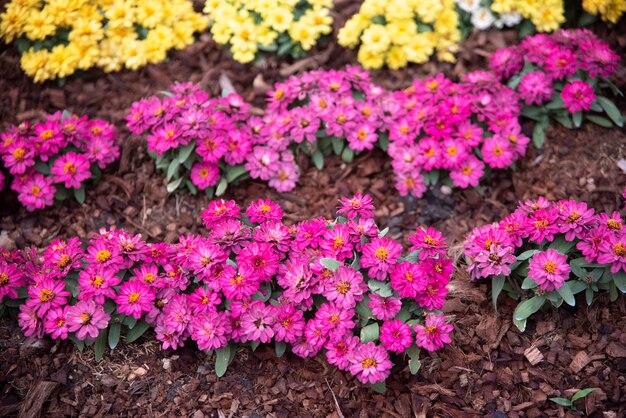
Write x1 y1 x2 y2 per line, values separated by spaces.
0 0 208 82
491 0 625 32
204 0 333 64
582 0 626 24
337 0 461 69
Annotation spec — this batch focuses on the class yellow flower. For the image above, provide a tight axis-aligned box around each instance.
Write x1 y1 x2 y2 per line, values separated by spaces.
360 24 391 54
104 1 135 29
386 45 408 70
0 5 30 42
71 41 101 70
386 19 417 46
48 44 79 78
301 6 333 35
135 2 165 29
68 18 104 45
264 8 293 32
21 48 52 82
357 46 385 69
288 21 316 50
338 18 366 48
122 39 149 70
23 9 56 40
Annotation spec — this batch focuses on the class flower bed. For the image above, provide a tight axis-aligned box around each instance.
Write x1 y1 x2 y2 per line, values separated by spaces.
0 112 119 211
0 194 453 390
464 197 626 331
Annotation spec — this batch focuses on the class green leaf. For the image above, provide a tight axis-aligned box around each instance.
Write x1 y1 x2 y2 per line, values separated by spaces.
166 177 183 193
549 397 572 407
126 319 150 343
569 281 587 294
514 295 546 321
215 344 233 377
585 114 613 128
521 276 538 290
612 271 626 292
571 387 596 401
532 123 545 148
341 147 354 164
368 280 392 297
331 138 344 155
185 179 197 195
370 381 386 394
513 317 527 332
320 258 341 272
572 111 582 128
545 95 564 110
492 275 505 312
35 161 51 175
108 323 121 350
585 287 594 305
226 165 248 183
517 249 540 261
554 113 573 129
275 341 287 358
94 328 108 362
597 96 623 127
360 322 380 343
311 150 324 170
166 158 179 181
215 177 228 196
570 262 587 278
54 185 72 201
378 132 389 152
378 227 389 238
557 281 575 306
73 187 86 204
548 236 575 254
405 344 421 375
178 142 196 163
355 296 373 320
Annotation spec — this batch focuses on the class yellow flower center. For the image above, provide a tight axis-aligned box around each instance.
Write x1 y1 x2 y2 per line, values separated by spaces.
57 254 71 268
357 129 367 141
128 292 141 303
447 146 457 157
374 247 389 261
493 146 503 156
199 168 209 178
607 219 622 230
144 273 156 284
260 204 271 213
544 261 557 274
329 82 340 91
361 357 377 369
31 186 41 197
614 243 626 257
405 272 413 282
335 281 350 295
273 89 284 100
0 273 9 285
64 162 77 175
40 130 53 140
90 275 104 288
336 114 347 124
333 237 344 249
95 249 111 263
80 313 91 324
91 126 102 135
427 81 439 90
462 165 472 175
13 148 25 160
39 289 55 302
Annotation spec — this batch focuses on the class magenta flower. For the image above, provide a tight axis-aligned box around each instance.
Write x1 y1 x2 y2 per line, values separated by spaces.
556 199 595 241
368 294 402 321
51 152 91 189
482 136 514 169
361 237 402 280
337 193 375 220
237 242 279 281
323 266 367 309
348 342 393 384
240 302 275 343
26 278 70 315
245 199 284 224
201 199 241 228
190 162 219 189
390 262 426 298
43 306 70 340
528 249 571 291
192 311 232 351
77 268 120 304
115 281 156 319
188 287 221 315
347 124 378 152
66 300 110 341
0 263 22 301
597 234 626 273
3 142 34 175
17 173 56 211
325 333 360 371
380 320 413 353
18 304 44 338
489 48 524 79
561 81 596 113
518 71 553 105
409 226 448 260
273 304 305 344
414 314 453 352
220 267 260 301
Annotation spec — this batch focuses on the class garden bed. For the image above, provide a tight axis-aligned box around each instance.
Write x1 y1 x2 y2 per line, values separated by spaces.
0 5 625 417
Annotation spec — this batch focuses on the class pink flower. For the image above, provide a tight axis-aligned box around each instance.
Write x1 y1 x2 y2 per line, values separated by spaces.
17 173 56 211
268 161 298 192
450 157 484 189
115 281 156 319
348 342 393 384
3 142 34 175
556 199 595 241
482 136 514 169
409 226 447 260
368 294 402 321
202 199 241 228
489 48 524 79
192 311 232 351
273 304 305 344
361 237 402 280
66 300 110 341
323 266 367 309
77 268 120 304
597 233 626 273
528 249 571 291
561 81 596 113
26 278 70 315
347 124 378 152
240 302 275 343
220 267 260 300
43 306 70 340
18 304 44 338
50 152 91 189
0 263 21 301
518 71 553 105
325 333 360 371
188 287 221 315
380 320 413 353
337 193 375 220
394 172 427 198
414 314 453 352
190 162 219 189
237 242 279 281
390 262 426 298
245 199 283 224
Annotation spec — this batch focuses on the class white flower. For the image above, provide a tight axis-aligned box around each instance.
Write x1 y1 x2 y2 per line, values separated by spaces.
500 12 522 27
471 7 496 30
456 0 481 13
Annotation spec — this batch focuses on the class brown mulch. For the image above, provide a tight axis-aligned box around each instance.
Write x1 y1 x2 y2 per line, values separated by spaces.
1 3 626 416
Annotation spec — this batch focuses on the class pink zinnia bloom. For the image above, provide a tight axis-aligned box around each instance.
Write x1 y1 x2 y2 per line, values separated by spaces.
597 234 626 273
201 199 241 228
220 267 260 301
273 304 305 344
518 71 553 105
77 268 120 304
361 237 402 280
0 263 22 301
245 199 284 224
188 287 221 315
269 161 298 192
115 281 156 319
240 302 275 343
528 249 570 291
26 278 70 315
18 304 44 338
414 314 453 352
314 302 355 339
50 152 91 189
17 173 56 211
390 262 426 299
3 142 34 175
66 300 110 341
348 342 393 384
556 199 595 241
347 124 378 152
325 333 360 371
368 294 402 321
409 226 448 260
43 306 70 340
155 323 185 351
489 47 524 79
395 172 427 198
237 242 279 281
337 193 375 220
561 81 596 113
192 311 232 351
323 266 367 309
190 162 220 189
526 208 560 243
482 136 514 169
380 320 413 353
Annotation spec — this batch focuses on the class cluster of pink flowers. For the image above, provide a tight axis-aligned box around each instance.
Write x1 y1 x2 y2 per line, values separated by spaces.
126 82 299 194
1 194 453 385
464 197 626 291
0 112 119 211
490 29 620 115
262 67 387 155
383 72 526 196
